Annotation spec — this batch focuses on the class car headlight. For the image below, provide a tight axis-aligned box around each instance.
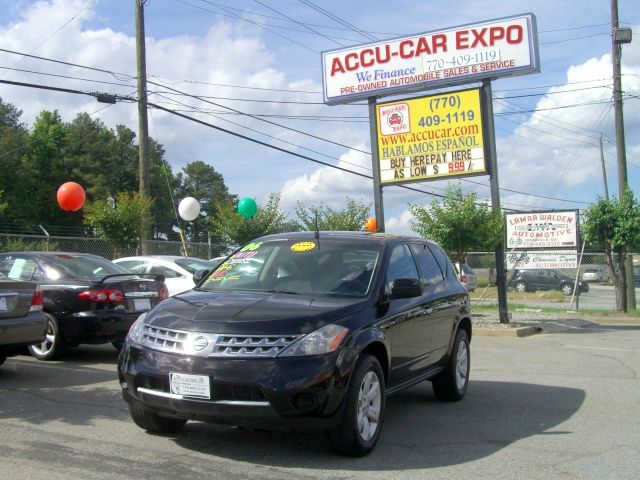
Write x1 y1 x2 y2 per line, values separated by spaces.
278 324 348 357
127 312 147 345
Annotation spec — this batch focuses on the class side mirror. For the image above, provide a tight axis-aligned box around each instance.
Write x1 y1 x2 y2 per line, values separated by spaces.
192 269 210 285
391 278 422 298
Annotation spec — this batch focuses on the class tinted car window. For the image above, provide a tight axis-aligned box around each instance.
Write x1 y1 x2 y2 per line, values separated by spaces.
44 254 130 279
149 264 182 278
386 243 419 291
0 256 41 281
409 243 443 287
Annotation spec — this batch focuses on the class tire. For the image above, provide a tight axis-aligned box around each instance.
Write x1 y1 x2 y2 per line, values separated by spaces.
561 284 574 296
0 354 6 366
432 329 470 402
515 281 527 292
325 354 385 457
28 313 65 361
111 339 124 351
129 404 187 434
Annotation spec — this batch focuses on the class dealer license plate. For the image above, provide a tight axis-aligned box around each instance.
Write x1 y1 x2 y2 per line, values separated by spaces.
0 297 6 312
170 373 211 399
133 298 151 311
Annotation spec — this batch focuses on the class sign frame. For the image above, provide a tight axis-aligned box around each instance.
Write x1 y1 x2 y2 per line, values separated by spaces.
322 13 540 105
375 87 489 185
505 210 579 250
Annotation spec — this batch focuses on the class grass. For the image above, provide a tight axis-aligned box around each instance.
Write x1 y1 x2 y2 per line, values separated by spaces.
470 286 565 302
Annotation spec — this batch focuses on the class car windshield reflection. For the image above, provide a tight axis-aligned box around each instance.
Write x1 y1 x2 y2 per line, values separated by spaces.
202 239 380 298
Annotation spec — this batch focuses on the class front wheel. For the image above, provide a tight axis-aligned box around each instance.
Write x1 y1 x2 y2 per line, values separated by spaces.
28 313 65 361
325 354 385 457
432 328 470 402
561 284 574 296
129 405 187 434
515 281 527 292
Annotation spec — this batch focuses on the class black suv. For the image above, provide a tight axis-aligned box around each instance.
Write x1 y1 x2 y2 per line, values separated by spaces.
118 232 471 456
508 268 589 296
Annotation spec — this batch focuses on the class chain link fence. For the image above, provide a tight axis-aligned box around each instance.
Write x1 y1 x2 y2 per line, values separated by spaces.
466 251 639 311
1 233 637 311
0 233 224 261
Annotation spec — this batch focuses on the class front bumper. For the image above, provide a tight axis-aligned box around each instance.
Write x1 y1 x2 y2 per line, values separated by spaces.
118 342 359 429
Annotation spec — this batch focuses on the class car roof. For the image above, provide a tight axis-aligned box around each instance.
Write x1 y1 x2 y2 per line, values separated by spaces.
114 255 209 261
255 231 428 246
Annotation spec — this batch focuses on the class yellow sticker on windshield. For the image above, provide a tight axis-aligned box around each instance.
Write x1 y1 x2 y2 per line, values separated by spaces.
291 241 316 252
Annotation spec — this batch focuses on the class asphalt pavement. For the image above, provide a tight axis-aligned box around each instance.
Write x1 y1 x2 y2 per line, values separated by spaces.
1 320 639 479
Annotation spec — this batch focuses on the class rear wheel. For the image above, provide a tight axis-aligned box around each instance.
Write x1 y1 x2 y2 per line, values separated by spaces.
432 329 470 402
28 313 65 361
129 404 187 434
515 281 527 292
325 354 385 457
561 283 574 296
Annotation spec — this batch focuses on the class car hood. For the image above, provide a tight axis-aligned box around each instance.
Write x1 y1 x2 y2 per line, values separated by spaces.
143 289 368 335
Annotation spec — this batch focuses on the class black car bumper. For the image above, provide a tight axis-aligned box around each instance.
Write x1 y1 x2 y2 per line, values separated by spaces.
0 310 47 354
118 342 359 429
57 310 141 345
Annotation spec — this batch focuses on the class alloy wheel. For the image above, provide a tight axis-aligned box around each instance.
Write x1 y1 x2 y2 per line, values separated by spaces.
356 371 381 442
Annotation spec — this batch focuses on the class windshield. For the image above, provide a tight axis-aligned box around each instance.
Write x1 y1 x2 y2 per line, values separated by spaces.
174 258 219 273
44 254 131 280
201 239 381 297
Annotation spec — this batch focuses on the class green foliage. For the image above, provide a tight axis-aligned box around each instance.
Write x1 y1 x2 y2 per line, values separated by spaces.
582 188 640 312
84 192 153 254
295 197 372 231
1 237 58 252
582 188 640 252
175 160 236 243
409 185 503 264
212 193 297 250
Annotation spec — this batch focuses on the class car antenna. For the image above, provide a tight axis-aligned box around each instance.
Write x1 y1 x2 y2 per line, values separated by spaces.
314 211 320 249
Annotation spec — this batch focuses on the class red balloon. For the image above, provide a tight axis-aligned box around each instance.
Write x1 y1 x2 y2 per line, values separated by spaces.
57 182 85 211
365 217 377 232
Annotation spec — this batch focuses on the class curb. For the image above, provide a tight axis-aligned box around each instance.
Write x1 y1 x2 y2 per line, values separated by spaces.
473 325 540 338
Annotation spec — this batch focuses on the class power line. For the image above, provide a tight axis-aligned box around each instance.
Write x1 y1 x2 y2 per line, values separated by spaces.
297 0 378 41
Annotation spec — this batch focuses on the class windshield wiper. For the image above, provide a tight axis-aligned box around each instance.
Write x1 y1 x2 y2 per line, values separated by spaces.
263 289 300 295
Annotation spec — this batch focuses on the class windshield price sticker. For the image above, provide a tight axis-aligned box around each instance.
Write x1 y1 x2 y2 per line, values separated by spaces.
291 242 316 252
170 372 211 399
377 89 486 183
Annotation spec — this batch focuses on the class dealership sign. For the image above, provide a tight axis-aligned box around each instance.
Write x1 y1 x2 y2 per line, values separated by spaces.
377 89 486 183
506 211 578 249
322 13 539 105
507 251 578 270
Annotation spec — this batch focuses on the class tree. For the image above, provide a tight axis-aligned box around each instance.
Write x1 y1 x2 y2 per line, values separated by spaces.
409 185 503 265
295 197 372 231
83 192 153 257
582 188 640 312
175 161 236 243
212 193 297 250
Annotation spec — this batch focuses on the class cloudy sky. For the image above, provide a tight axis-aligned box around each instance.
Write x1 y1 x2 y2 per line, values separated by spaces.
0 0 638 234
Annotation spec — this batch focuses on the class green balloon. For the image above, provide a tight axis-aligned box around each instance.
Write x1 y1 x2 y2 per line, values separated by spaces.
237 197 258 218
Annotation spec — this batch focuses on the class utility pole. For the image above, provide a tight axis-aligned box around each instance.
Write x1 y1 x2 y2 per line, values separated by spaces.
599 135 609 200
611 0 635 309
135 0 151 254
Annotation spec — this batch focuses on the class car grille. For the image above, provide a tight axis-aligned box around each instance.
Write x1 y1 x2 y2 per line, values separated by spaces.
140 325 301 358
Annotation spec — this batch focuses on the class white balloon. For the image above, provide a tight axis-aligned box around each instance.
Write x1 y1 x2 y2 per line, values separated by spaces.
178 197 200 221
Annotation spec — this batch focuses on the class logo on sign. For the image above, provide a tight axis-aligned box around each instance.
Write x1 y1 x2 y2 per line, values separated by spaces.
379 103 409 135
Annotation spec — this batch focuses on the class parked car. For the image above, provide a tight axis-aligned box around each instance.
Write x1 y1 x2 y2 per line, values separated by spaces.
113 256 219 296
0 274 48 366
582 266 610 283
0 252 168 360
508 268 589 296
454 262 477 292
118 231 472 457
